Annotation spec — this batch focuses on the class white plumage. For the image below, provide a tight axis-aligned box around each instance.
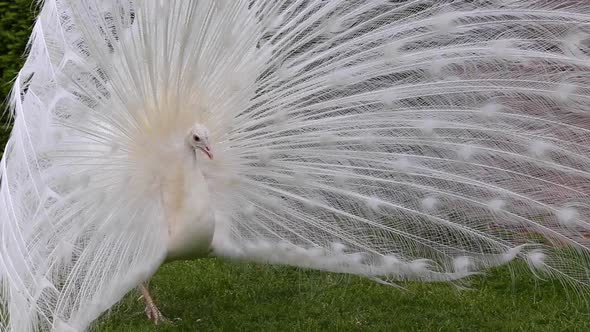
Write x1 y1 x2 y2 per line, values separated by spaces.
2 0 590 330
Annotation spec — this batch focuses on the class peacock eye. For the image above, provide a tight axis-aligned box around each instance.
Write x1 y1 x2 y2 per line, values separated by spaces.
193 134 200 142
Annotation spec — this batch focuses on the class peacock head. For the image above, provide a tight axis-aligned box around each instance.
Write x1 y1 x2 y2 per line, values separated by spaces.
186 123 213 160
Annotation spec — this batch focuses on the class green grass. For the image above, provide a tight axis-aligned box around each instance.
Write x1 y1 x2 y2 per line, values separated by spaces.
95 259 590 332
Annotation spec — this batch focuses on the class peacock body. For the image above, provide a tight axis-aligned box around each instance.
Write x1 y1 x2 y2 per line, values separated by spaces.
2 0 590 330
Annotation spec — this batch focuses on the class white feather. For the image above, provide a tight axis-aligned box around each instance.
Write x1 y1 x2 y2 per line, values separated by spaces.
3 0 590 330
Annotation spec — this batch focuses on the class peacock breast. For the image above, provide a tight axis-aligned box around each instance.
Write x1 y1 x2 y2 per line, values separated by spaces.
163 160 216 261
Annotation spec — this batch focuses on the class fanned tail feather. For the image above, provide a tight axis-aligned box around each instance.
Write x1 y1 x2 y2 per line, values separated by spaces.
208 0 590 288
3 0 590 331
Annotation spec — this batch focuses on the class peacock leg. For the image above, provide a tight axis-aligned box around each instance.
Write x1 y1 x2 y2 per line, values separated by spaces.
138 282 169 325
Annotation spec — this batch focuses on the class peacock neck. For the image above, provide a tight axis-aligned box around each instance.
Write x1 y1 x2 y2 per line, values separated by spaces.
163 143 215 261
180 143 207 194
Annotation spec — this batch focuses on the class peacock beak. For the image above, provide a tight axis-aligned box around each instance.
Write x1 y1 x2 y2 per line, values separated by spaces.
200 146 213 160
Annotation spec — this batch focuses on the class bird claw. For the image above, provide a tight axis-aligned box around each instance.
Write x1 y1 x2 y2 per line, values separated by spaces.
144 304 170 325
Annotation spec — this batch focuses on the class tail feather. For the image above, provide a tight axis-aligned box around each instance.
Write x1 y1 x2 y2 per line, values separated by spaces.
208 0 590 288
4 0 590 331
1 1 170 331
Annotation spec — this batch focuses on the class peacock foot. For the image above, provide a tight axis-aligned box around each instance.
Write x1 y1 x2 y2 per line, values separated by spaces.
139 282 170 325
144 303 169 325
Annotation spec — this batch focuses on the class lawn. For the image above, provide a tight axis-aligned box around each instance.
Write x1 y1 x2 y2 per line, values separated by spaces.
94 259 590 331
